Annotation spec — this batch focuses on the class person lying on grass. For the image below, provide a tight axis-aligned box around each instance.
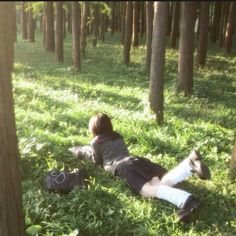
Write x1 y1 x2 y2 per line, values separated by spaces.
69 113 211 223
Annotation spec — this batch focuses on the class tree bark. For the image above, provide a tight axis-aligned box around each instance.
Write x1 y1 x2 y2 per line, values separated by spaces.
196 2 210 67
92 3 99 47
140 1 146 37
170 2 180 48
67 3 72 33
177 2 197 95
111 2 115 36
55 2 64 63
210 2 221 43
132 1 139 47
21 2 27 40
0 3 25 236
12 2 17 42
80 2 89 57
28 3 35 42
45 2 55 52
149 2 168 124
121 2 126 45
72 2 81 71
123 1 133 64
145 1 154 73
224 2 236 53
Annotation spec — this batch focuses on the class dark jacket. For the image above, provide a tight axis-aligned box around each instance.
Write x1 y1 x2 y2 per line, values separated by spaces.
90 131 130 175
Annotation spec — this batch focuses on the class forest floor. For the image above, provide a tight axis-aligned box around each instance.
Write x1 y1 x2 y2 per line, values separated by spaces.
14 29 236 236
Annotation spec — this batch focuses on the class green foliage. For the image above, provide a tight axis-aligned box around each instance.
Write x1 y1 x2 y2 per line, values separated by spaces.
14 28 236 235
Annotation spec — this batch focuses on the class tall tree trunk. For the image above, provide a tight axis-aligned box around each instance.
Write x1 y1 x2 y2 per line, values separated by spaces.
145 1 154 73
132 1 139 47
55 2 64 63
100 12 106 42
140 1 146 37
28 4 35 42
167 2 173 36
80 2 89 57
224 2 236 53
40 14 43 32
149 2 168 124
67 3 72 33
72 2 81 71
45 2 55 52
63 8 66 39
218 2 230 48
12 2 17 42
210 2 221 43
123 1 133 64
121 2 126 45
111 2 115 36
196 2 210 67
170 2 180 48
92 3 99 47
21 2 27 40
0 3 25 236
230 140 236 169
177 2 197 95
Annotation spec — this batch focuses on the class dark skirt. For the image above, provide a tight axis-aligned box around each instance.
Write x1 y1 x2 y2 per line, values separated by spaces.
115 156 167 194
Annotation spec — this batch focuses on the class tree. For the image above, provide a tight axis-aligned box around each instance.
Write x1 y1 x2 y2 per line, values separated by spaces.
55 2 64 63
170 2 180 49
224 2 236 53
92 3 100 47
45 2 55 52
132 1 139 47
210 2 221 43
230 140 236 170
149 2 168 124
121 2 126 45
196 2 210 67
145 1 154 73
0 3 25 235
72 2 81 71
123 1 133 64
28 3 35 42
110 2 115 36
21 2 28 40
80 2 89 57
177 2 197 95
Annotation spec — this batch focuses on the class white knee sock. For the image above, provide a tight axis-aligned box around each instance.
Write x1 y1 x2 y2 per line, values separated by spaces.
156 185 191 208
161 158 192 185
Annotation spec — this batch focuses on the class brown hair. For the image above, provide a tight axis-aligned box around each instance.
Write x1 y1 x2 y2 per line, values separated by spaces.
89 113 113 136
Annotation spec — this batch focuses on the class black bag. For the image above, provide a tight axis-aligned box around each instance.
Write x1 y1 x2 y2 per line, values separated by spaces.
44 169 89 194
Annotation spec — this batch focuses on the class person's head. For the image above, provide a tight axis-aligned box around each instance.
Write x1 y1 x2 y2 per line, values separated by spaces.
89 113 113 137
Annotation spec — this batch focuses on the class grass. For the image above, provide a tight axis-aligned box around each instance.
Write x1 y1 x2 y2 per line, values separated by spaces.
13 28 236 236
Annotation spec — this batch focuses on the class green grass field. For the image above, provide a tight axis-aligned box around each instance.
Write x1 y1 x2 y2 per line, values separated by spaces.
14 29 236 236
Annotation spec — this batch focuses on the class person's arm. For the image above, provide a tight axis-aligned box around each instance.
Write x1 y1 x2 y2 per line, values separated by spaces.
90 140 103 166
68 145 93 161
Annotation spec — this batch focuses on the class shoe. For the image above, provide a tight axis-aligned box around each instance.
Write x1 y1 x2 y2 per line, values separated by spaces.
188 149 211 180
177 196 201 223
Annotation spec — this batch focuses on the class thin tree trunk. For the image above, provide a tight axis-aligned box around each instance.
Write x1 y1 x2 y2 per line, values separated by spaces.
149 2 168 124
196 2 210 67
63 8 66 39
132 1 139 47
80 2 89 57
92 3 99 47
140 2 145 37
67 3 72 33
28 4 35 42
145 1 154 73
21 2 27 40
210 2 221 43
0 3 25 235
170 2 180 48
40 14 43 32
177 2 197 95
230 140 236 169
121 2 126 45
45 2 55 52
12 2 17 42
100 12 105 42
111 2 115 36
55 2 64 63
123 1 133 64
72 2 81 71
224 2 236 53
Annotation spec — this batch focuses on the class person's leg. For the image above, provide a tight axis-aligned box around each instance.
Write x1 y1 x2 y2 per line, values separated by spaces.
139 181 201 223
160 149 210 186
